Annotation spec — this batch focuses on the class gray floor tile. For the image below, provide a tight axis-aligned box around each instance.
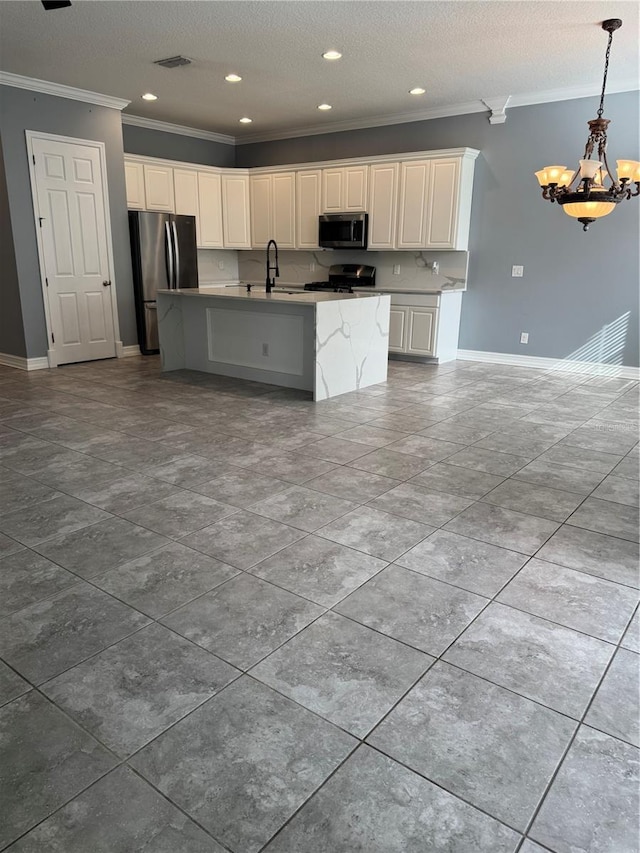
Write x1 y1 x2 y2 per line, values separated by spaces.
262 745 519 853
444 502 560 555
66 473 180 513
622 608 640 652
369 662 576 830
120 491 238 539
409 462 505 498
446 445 529 477
348 447 432 480
0 494 111 546
318 506 434 561
593 473 640 506
567 497 639 542
250 486 358 532
387 434 464 462
335 565 487 656
303 436 374 464
7 766 228 852
537 525 640 588
191 468 290 508
396 529 527 597
0 660 30 707
252 611 431 736
519 842 549 853
536 443 622 475
130 676 355 853
0 549 78 616
42 623 238 756
419 420 496 444
0 692 116 848
182 511 305 569
305 467 400 502
162 573 323 669
0 583 149 683
334 423 409 447
34 517 169 579
497 558 639 643
0 475 59 516
94 541 239 618
143 453 239 486
443 602 613 718
250 452 338 484
530 727 640 853
482 478 584 522
512 458 607 494
612 456 639 480
560 424 638 455
367 482 473 525
31 455 126 491
0 531 24 558
585 648 640 746
251 535 387 607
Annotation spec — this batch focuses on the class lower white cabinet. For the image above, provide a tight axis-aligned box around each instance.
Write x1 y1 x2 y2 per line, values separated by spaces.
387 292 462 362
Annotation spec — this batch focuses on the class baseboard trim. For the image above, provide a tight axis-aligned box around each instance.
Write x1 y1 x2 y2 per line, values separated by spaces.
119 345 141 358
0 352 50 371
457 349 640 380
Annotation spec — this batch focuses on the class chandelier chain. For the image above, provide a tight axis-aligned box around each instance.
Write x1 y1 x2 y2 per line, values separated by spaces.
597 28 614 118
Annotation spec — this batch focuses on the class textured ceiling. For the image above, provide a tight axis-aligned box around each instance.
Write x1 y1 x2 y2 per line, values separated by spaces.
0 0 638 141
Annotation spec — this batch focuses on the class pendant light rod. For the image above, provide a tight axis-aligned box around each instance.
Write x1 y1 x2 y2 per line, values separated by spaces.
597 19 622 118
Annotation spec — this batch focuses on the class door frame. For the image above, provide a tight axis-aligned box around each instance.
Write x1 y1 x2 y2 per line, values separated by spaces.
25 130 123 368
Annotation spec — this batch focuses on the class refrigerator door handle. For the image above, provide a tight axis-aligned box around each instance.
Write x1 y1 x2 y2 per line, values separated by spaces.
165 221 175 289
172 220 180 290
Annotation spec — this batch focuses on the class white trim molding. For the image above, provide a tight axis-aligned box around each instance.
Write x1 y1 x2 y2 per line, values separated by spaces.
122 114 235 146
481 96 511 125
119 344 141 358
0 71 130 110
457 349 640 380
0 352 50 371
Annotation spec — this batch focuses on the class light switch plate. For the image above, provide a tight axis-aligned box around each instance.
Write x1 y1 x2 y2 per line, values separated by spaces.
512 265 524 277
520 332 529 344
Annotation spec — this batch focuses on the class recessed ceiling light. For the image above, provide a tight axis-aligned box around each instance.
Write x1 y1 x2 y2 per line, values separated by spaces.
239 117 253 124
142 93 158 101
318 103 332 111
322 50 342 60
225 73 242 83
409 87 426 95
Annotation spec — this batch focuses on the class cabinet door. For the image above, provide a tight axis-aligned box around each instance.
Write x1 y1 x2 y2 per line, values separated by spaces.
368 163 398 249
343 165 368 211
396 161 430 248
296 170 321 248
197 172 223 248
272 173 296 248
407 307 437 355
143 164 174 212
322 169 344 212
250 174 272 248
124 161 145 209
173 169 199 216
388 307 408 353
221 173 251 248
425 158 460 248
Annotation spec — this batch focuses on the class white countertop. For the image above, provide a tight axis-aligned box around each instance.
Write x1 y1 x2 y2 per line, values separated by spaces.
158 286 384 305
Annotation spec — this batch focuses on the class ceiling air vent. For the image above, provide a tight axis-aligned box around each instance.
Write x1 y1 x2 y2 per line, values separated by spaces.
154 56 192 69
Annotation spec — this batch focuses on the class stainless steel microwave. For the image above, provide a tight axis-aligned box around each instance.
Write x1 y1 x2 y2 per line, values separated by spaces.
318 213 368 249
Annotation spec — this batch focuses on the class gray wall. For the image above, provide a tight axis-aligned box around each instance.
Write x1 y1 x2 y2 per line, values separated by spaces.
0 85 137 357
238 92 639 368
0 138 27 359
122 123 235 167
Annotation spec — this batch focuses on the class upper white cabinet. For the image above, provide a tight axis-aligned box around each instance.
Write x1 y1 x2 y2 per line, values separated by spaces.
368 162 399 250
250 172 295 249
142 163 174 212
322 165 368 212
124 160 145 209
173 169 199 216
197 172 223 248
221 172 251 249
296 169 322 249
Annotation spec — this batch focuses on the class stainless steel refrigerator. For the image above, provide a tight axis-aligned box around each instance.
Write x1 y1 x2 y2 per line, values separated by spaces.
128 211 198 355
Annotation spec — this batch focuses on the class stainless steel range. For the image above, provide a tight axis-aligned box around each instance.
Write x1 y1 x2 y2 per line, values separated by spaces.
304 263 376 293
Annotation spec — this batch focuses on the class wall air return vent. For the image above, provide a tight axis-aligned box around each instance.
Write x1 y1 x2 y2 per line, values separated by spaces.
154 56 193 69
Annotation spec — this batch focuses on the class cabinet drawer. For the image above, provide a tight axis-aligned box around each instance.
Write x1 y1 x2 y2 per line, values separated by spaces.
389 293 440 308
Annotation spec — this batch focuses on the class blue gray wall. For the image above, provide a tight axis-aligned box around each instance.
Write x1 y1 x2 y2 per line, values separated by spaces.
122 123 235 167
0 137 27 359
238 92 639 367
0 85 137 357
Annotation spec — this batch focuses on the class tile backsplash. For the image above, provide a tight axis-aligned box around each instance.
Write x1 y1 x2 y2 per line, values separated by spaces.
197 249 239 284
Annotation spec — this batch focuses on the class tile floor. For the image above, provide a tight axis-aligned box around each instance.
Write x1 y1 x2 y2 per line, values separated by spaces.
0 355 638 853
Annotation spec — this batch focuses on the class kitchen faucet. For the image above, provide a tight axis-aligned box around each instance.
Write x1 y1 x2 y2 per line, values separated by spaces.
265 239 279 293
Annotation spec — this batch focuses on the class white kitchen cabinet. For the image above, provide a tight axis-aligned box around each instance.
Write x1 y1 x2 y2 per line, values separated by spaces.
250 172 295 249
124 160 145 209
426 158 461 248
368 162 399 249
173 169 199 216
387 292 462 362
396 160 431 249
407 307 437 355
321 165 368 212
296 169 322 248
143 163 174 212
221 172 251 248
197 171 223 248
388 307 407 353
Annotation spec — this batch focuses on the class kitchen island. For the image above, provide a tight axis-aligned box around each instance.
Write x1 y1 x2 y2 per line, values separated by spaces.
156 286 390 400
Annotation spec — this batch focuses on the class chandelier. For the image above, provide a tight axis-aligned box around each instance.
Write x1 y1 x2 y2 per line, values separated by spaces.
535 19 639 231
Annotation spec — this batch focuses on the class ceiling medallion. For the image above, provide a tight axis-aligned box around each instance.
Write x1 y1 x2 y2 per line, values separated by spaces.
534 19 639 231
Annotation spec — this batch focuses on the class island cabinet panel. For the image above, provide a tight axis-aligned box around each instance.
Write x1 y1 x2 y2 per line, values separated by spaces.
296 169 322 249
197 172 224 248
321 166 368 212
250 172 295 249
173 169 199 216
125 160 145 209
396 160 431 248
368 163 399 249
143 163 175 212
221 173 251 248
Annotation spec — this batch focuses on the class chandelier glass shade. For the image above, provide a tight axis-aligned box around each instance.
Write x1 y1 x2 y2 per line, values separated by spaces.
534 19 640 231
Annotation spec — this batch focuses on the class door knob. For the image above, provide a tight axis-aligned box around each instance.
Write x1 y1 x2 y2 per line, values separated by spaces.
102 280 112 287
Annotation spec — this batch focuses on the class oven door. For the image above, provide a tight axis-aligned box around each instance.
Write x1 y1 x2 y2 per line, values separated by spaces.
319 214 368 249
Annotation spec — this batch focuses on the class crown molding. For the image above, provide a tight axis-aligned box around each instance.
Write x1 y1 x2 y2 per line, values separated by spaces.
121 113 235 145
508 78 639 108
0 71 130 110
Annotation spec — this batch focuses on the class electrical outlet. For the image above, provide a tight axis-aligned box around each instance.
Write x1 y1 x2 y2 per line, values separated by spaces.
520 332 529 344
431 261 439 275
262 343 269 356
393 264 401 275
512 265 524 277
218 260 225 270
310 261 316 273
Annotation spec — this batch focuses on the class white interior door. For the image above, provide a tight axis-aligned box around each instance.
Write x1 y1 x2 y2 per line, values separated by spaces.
31 136 117 365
